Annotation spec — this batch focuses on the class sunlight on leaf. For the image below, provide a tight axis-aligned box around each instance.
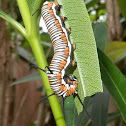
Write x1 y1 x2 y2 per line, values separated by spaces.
105 41 126 63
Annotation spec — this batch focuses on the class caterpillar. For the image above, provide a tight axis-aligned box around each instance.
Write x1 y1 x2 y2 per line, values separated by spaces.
41 1 78 97
33 1 91 119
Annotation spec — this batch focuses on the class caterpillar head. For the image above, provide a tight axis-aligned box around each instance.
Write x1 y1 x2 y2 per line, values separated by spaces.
43 1 53 8
43 1 60 9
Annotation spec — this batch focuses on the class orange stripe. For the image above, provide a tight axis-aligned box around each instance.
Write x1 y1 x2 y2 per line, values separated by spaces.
47 2 53 9
54 2 59 6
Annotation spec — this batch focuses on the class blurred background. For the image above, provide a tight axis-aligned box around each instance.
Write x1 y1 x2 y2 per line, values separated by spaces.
0 0 126 126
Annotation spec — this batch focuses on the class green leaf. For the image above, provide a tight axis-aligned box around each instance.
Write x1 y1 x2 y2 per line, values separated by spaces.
85 0 100 9
91 23 108 126
92 23 107 51
107 113 121 123
91 87 109 126
26 0 43 14
10 72 41 86
105 41 126 63
98 48 126 122
17 46 36 64
65 96 91 126
117 0 126 18
58 0 103 113
97 9 107 17
26 0 38 13
0 10 27 38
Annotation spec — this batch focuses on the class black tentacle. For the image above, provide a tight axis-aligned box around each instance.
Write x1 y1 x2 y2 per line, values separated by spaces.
38 93 55 103
31 65 46 73
32 8 41 16
75 93 92 120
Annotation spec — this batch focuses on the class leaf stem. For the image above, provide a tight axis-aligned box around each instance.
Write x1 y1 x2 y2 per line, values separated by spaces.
0 10 27 38
17 0 31 35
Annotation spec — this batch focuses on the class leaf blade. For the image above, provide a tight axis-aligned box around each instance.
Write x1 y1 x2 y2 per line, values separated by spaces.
65 96 91 126
98 48 126 122
0 10 27 38
105 41 126 63
91 87 109 126
10 72 41 86
58 0 103 113
92 23 107 51
117 0 126 18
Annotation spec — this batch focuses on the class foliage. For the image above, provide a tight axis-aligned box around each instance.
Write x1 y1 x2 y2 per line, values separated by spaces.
105 42 126 63
117 0 126 18
1 0 126 125
99 48 126 122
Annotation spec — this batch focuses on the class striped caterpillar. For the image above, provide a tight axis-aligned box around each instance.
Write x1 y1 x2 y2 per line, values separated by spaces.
41 1 78 97
33 1 91 119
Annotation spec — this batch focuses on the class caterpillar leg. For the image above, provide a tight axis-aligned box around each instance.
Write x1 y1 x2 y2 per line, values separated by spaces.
61 16 68 21
31 64 46 73
38 93 55 103
32 8 41 16
45 66 53 74
67 28 71 34
72 61 77 66
72 43 76 50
